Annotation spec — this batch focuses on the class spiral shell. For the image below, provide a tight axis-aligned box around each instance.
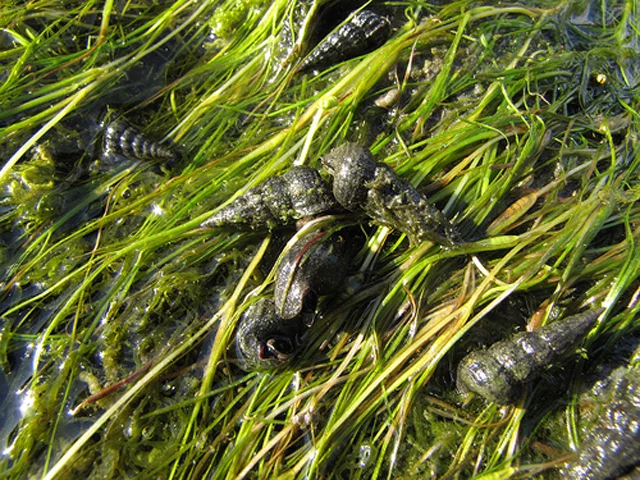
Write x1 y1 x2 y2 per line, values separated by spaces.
274 229 349 319
322 143 461 246
235 298 308 370
202 166 337 230
299 10 391 72
103 119 176 162
457 308 603 405
562 363 640 479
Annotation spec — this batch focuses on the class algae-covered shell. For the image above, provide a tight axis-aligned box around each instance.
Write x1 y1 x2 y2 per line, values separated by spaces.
562 363 640 479
202 166 337 230
322 142 461 246
274 229 349 319
299 9 391 72
322 142 377 211
457 308 603 405
103 119 176 162
235 298 308 370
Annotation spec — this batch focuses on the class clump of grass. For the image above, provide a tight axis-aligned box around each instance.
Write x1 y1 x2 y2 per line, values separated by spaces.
0 0 639 478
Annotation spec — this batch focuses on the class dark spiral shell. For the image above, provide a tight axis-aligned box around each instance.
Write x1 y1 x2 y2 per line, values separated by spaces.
322 143 461 246
201 166 337 230
562 363 640 479
299 10 391 72
103 119 176 162
457 308 603 405
274 229 349 319
235 298 308 370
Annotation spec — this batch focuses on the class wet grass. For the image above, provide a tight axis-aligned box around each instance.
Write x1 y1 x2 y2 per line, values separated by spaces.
0 0 639 478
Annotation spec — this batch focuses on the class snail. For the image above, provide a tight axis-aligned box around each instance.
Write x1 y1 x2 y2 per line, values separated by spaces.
299 10 391 72
274 228 350 319
561 363 640 479
236 227 355 369
103 118 176 163
235 298 310 370
457 308 603 405
201 166 337 230
322 142 461 246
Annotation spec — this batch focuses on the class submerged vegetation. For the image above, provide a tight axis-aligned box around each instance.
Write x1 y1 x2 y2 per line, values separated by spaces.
0 0 639 478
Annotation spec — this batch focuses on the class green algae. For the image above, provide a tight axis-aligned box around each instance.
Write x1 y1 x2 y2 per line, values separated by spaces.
0 0 639 479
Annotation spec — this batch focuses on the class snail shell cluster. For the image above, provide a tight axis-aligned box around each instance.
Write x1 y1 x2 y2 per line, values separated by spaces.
456 308 602 405
206 143 460 369
203 143 460 246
